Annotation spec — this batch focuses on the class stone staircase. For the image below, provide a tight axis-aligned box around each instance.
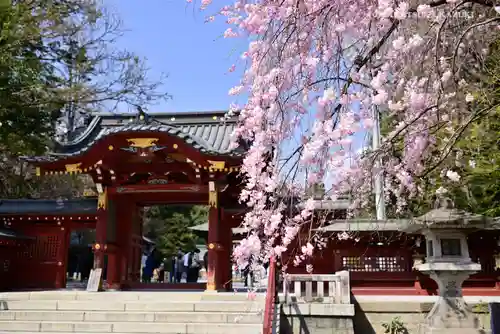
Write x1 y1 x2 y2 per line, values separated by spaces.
0 291 264 334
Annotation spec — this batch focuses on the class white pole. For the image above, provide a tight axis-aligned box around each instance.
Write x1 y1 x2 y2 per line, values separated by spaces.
372 105 386 220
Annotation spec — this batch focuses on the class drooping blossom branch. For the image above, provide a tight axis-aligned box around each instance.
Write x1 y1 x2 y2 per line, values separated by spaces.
190 0 500 270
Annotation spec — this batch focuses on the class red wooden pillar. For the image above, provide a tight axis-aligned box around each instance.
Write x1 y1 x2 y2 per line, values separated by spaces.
206 181 224 291
93 191 107 270
135 207 144 282
220 208 233 291
55 222 70 289
120 200 133 286
110 198 134 287
105 196 121 290
106 249 119 289
128 206 143 283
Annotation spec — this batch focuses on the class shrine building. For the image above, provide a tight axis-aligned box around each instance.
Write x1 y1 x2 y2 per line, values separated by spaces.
284 213 500 296
1 110 246 291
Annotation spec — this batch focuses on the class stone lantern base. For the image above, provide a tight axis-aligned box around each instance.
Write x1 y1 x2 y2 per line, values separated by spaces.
418 264 484 334
419 296 483 334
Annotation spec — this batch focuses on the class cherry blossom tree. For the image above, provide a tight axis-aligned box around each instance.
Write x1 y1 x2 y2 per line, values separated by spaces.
192 0 500 270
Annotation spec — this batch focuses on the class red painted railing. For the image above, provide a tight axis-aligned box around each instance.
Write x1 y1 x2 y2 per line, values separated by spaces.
263 256 277 334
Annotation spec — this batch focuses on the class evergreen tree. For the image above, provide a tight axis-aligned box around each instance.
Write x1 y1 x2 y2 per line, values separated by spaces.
143 206 208 258
0 0 168 198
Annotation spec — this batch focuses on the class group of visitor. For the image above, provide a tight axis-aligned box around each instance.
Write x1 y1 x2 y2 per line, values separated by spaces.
240 260 270 288
170 248 205 283
141 247 207 283
141 248 161 283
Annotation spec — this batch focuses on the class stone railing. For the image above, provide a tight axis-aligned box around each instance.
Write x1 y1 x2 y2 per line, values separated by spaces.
282 271 351 304
280 271 354 333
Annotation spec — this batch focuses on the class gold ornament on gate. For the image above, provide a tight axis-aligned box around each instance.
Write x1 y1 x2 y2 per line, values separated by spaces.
65 163 82 174
97 190 107 209
127 138 158 148
208 160 225 172
208 243 215 250
208 191 217 208
208 181 218 208
206 271 216 291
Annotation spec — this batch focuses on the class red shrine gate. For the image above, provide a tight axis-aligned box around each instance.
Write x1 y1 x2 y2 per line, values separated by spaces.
19 110 246 291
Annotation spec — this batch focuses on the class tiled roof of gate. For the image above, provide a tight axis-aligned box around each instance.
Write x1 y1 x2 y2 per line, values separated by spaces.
0 199 98 215
22 111 245 163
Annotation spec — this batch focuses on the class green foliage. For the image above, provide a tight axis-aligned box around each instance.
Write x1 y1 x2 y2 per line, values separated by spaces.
416 36 500 217
144 206 208 259
454 116 500 217
381 317 408 334
0 0 168 198
457 37 500 217
1 0 167 138
0 0 168 148
0 0 62 154
375 35 500 218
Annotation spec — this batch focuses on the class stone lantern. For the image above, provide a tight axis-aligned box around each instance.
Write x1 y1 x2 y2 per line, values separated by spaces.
405 196 492 334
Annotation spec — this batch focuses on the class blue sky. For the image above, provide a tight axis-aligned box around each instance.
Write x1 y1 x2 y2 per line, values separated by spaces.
106 0 370 188
106 0 247 113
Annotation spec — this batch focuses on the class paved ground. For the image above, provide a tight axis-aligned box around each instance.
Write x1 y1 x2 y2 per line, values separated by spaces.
65 277 268 292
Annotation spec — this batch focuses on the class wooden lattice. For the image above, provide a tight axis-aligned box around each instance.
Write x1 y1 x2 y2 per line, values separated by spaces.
341 256 408 272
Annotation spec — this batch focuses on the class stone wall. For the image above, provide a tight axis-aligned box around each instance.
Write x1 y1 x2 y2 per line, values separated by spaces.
279 300 492 334
279 303 355 334
280 314 354 334
353 300 491 334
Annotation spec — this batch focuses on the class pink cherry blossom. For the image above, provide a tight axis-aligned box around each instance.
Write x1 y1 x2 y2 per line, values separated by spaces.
223 28 238 38
301 243 314 257
190 0 499 271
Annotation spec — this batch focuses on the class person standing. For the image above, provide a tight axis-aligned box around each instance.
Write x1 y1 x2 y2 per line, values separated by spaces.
263 260 270 281
169 255 176 283
175 253 183 283
190 249 201 283
203 250 208 273
142 248 158 283
174 249 184 283
183 250 192 282
243 263 254 288
140 251 148 282
158 263 165 283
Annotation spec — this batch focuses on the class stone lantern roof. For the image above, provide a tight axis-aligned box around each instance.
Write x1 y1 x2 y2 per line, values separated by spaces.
405 196 491 233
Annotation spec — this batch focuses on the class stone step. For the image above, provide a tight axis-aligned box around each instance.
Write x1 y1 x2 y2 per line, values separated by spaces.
0 321 262 334
0 291 265 302
0 300 263 312
0 310 262 323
